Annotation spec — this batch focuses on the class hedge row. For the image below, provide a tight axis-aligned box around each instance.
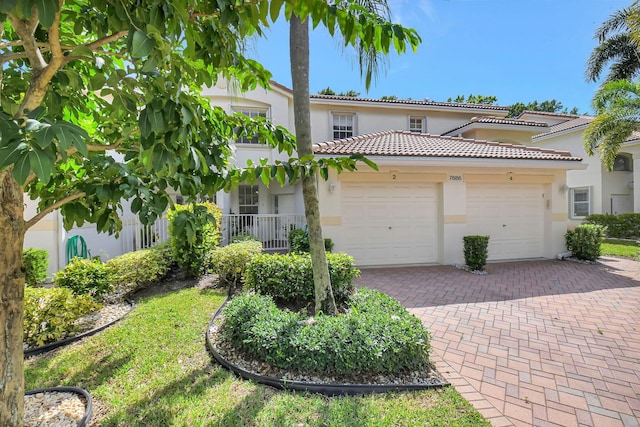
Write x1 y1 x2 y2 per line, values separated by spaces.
245 252 359 305
584 213 640 239
221 289 431 376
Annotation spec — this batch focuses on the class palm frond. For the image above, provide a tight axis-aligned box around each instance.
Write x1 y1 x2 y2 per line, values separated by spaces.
585 33 640 82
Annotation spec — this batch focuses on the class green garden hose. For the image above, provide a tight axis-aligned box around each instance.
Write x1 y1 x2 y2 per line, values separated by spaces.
66 235 90 263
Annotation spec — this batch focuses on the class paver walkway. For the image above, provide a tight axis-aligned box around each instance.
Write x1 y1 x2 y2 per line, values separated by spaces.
357 257 640 427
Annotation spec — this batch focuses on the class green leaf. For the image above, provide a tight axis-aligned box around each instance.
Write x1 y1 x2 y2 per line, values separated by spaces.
152 145 169 171
53 121 89 155
35 0 59 27
33 123 55 149
12 153 31 185
131 30 156 59
29 148 54 183
89 74 107 91
270 0 284 22
0 142 28 169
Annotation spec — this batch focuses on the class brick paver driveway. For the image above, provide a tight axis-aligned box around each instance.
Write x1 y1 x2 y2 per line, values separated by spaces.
357 257 640 427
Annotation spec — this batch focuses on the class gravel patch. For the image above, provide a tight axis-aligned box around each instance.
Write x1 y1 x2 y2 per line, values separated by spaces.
23 303 132 353
24 391 86 427
208 314 445 386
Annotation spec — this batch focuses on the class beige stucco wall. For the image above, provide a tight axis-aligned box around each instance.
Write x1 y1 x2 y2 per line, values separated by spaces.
460 128 538 145
318 161 571 266
532 130 637 226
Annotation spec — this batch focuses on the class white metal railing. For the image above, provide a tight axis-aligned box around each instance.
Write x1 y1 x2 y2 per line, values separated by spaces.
120 216 170 254
220 214 306 250
119 213 306 254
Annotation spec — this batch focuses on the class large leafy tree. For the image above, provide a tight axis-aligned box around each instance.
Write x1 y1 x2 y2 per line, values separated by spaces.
0 1 419 423
586 1 640 84
288 1 420 314
0 1 290 424
584 79 640 170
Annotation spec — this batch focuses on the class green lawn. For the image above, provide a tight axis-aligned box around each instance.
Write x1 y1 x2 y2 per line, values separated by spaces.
601 239 640 260
25 287 489 427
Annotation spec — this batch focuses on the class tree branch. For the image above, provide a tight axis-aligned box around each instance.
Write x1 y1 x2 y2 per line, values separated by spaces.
15 3 66 118
25 191 86 229
85 30 128 51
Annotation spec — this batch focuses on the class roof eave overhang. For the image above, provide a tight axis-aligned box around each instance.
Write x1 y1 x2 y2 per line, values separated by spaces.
532 124 590 142
315 154 587 170
443 122 548 137
309 98 510 116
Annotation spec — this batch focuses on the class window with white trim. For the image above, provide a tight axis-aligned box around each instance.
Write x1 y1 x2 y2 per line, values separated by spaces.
238 184 259 214
409 116 426 133
234 108 268 144
570 187 591 218
332 113 355 140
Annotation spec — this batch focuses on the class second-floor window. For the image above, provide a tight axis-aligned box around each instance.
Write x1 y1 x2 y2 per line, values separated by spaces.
332 113 355 140
234 108 268 144
409 116 426 133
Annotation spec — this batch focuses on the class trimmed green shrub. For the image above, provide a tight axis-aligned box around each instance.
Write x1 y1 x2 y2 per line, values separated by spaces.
584 213 640 239
54 257 113 299
23 248 49 286
106 241 174 295
245 252 359 305
210 241 263 292
24 287 101 347
463 235 490 271
167 202 222 276
566 224 606 261
288 227 334 253
221 289 431 376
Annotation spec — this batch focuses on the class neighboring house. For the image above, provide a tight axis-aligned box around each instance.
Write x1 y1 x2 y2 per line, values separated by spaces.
34 79 631 271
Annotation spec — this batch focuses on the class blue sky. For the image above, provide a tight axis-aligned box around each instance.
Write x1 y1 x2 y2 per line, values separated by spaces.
247 0 631 114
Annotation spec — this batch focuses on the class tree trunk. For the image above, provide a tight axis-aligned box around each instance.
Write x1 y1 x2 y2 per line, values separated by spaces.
289 16 337 315
0 168 26 427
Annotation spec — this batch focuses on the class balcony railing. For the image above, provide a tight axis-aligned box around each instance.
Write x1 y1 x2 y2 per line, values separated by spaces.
220 214 306 251
120 213 306 254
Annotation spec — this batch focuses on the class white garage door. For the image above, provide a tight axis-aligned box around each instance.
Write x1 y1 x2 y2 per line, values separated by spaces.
341 181 439 266
467 183 545 260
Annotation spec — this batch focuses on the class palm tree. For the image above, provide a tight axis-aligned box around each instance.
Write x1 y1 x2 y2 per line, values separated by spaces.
586 2 640 83
288 0 398 315
583 79 640 170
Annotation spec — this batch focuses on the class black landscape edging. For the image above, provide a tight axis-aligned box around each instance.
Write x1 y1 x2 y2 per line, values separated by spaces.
25 386 92 427
205 298 450 396
24 301 135 358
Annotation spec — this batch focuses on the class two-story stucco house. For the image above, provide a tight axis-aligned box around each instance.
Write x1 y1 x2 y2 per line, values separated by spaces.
200 81 585 267
35 79 639 272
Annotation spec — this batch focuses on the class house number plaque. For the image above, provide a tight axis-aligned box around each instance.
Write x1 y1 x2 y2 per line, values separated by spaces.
448 175 463 182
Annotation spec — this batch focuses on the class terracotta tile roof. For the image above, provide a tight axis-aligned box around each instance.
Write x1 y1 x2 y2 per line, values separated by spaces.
516 110 581 119
310 94 510 111
445 116 548 134
313 130 582 161
532 116 594 139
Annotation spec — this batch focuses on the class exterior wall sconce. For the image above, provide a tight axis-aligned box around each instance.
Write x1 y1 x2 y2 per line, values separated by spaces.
329 182 337 193
559 184 568 193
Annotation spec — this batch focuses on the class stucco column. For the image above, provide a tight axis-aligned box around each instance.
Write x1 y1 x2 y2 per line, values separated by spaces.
633 155 640 212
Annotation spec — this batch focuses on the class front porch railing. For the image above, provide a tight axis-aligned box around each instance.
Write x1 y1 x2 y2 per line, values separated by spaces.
220 214 306 251
119 213 306 255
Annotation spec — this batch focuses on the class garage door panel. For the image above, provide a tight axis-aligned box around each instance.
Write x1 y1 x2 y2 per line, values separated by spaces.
341 182 438 266
467 183 545 260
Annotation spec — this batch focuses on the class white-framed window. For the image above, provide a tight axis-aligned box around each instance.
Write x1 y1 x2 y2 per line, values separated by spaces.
613 154 632 172
332 113 355 140
409 116 426 133
238 184 259 214
233 108 268 144
569 187 591 218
